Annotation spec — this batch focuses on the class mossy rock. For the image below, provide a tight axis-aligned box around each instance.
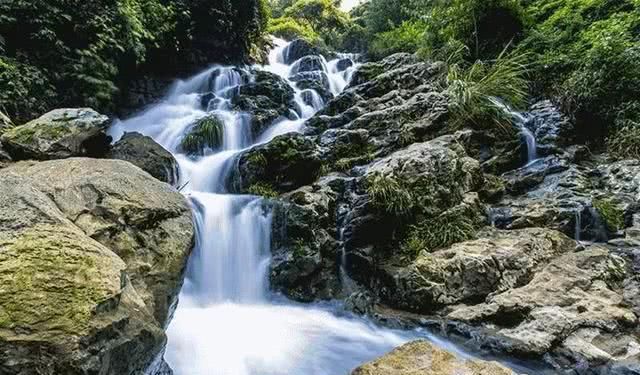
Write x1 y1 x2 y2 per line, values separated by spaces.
0 108 111 161
0 171 165 374
233 133 322 194
181 115 225 155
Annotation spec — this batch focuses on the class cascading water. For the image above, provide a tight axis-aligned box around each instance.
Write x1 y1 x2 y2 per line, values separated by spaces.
490 97 538 165
109 39 500 375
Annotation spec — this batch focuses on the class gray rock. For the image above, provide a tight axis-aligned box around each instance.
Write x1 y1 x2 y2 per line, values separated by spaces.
527 100 574 156
108 132 179 184
281 39 322 64
290 56 326 75
7 158 194 326
0 108 111 160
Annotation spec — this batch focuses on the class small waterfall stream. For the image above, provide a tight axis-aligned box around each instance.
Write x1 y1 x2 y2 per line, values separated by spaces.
109 39 430 375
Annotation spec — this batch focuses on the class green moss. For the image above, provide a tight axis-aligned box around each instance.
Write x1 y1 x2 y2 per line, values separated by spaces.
247 182 279 198
0 224 122 337
594 199 625 232
181 115 225 155
247 152 268 168
335 153 374 172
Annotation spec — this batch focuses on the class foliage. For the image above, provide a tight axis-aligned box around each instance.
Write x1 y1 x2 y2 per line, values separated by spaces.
268 17 320 42
607 123 640 161
402 211 478 257
446 49 530 131
593 198 625 233
369 20 426 59
181 115 225 155
0 0 269 122
366 173 414 216
268 0 349 49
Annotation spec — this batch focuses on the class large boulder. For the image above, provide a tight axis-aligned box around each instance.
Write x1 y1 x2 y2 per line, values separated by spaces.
0 170 168 374
379 228 575 312
447 246 639 371
107 132 179 184
6 158 194 326
270 177 345 301
232 133 322 195
351 340 516 375
0 108 111 160
290 56 326 75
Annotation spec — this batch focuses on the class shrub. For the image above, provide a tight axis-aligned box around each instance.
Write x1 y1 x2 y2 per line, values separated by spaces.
369 20 426 59
607 123 640 161
268 17 320 42
446 49 530 132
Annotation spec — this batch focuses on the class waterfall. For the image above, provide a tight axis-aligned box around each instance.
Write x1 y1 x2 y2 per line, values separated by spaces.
490 97 538 165
109 39 430 375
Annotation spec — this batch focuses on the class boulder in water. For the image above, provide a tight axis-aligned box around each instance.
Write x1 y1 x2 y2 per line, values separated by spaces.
351 340 516 375
232 133 322 195
528 100 574 156
281 39 322 64
290 56 326 75
290 71 333 101
336 58 354 72
6 158 194 326
108 132 179 184
0 108 111 160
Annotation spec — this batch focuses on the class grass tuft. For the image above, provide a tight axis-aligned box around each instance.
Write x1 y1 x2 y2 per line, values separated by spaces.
366 173 414 216
181 115 224 155
607 123 640 161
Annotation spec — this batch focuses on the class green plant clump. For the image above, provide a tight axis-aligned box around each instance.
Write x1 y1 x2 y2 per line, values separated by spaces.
402 211 479 257
181 115 224 155
247 182 279 198
593 198 625 233
366 173 414 216
607 123 640 161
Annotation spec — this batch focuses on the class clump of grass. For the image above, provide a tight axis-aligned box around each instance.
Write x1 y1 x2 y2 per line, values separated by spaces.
402 211 479 258
246 182 279 198
607 123 640 161
181 115 224 155
446 48 530 132
593 198 625 232
335 153 375 172
366 172 414 216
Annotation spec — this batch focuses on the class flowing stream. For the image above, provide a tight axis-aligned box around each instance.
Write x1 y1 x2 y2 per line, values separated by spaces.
109 40 484 374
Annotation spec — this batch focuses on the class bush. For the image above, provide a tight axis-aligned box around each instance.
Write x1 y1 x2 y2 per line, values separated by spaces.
369 20 426 59
268 17 320 42
446 49 530 132
607 123 640 161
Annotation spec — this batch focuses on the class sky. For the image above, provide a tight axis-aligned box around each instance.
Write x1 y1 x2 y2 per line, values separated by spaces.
340 0 362 11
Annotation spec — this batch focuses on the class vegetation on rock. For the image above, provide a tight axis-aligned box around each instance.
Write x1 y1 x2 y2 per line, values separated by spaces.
181 115 225 155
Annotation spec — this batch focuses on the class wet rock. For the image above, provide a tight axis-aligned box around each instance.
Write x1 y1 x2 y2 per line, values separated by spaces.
290 71 333 101
233 70 296 135
447 246 637 371
7 158 194 326
233 133 322 195
350 53 420 87
527 100 574 156
0 168 171 374
270 178 345 301
0 108 111 160
380 228 575 312
281 39 322 64
501 156 570 195
290 55 326 75
335 58 354 72
351 340 516 375
107 132 178 184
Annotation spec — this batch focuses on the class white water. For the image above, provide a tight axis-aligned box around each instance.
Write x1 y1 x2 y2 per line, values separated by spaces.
490 97 538 164
109 39 442 375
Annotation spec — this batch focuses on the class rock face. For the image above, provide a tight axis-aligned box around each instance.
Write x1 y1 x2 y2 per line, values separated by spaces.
379 228 575 312
0 108 111 160
7 158 194 326
351 340 516 375
0 158 193 374
107 132 179 184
